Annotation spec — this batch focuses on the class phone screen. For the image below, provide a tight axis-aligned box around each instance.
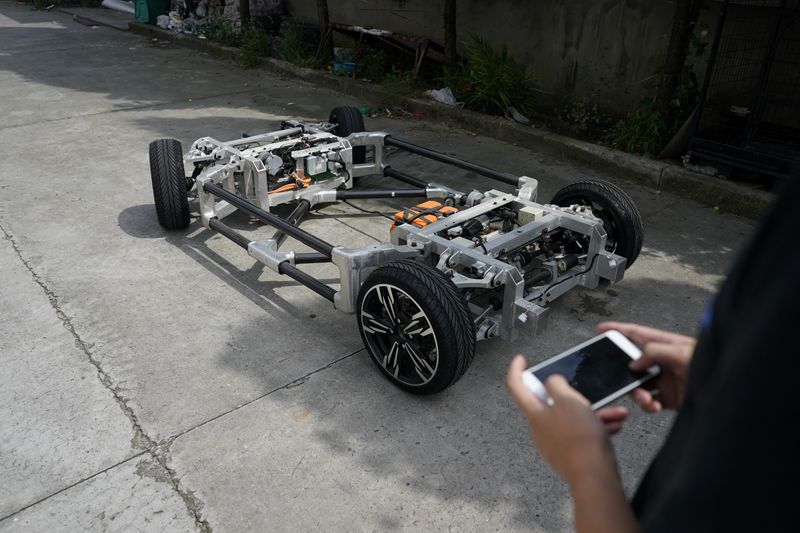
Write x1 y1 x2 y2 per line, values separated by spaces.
532 337 648 404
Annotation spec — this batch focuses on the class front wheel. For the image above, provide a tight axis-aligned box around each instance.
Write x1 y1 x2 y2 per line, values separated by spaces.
357 260 475 394
551 180 644 268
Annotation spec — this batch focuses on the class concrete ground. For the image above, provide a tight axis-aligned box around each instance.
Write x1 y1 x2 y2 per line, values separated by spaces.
0 3 757 532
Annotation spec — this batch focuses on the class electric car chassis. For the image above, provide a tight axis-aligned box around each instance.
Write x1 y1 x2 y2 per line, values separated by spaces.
149 106 644 394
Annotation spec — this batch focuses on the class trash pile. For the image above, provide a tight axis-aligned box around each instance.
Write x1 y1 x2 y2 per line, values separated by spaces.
156 0 208 35
423 87 531 125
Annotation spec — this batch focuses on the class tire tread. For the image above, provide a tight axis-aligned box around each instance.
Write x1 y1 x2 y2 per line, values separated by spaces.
149 138 190 230
357 259 475 394
551 179 644 268
329 106 366 164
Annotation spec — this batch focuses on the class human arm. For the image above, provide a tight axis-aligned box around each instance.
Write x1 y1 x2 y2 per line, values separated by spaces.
507 356 638 533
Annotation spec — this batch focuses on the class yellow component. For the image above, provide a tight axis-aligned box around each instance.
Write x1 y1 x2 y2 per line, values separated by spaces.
391 201 458 230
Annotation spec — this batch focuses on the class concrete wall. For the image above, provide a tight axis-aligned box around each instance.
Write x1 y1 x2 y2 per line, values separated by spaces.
284 0 718 115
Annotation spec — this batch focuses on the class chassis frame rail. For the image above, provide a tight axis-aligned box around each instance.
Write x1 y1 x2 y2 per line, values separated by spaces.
191 129 626 341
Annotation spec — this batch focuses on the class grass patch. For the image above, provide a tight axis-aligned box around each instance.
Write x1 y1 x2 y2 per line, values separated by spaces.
275 22 315 67
373 69 421 110
202 16 243 47
240 26 271 68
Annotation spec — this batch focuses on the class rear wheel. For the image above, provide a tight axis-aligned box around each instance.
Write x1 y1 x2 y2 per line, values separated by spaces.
149 138 190 230
357 260 475 394
551 179 644 268
329 106 366 164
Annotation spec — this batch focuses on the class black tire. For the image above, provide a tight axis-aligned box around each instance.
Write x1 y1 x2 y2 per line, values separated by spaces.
357 260 476 394
149 138 190 230
551 179 644 268
329 106 366 164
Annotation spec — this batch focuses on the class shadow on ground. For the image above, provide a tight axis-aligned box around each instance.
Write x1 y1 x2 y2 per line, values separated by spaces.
172 277 710 530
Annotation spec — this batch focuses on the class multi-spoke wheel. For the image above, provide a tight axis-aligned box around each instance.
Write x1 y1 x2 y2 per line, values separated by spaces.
551 179 644 268
357 260 476 394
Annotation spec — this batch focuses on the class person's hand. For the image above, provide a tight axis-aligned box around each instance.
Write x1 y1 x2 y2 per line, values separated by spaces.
596 406 629 435
597 322 695 412
507 355 617 486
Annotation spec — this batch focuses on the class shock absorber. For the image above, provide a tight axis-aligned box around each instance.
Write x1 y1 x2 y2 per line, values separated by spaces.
523 254 579 290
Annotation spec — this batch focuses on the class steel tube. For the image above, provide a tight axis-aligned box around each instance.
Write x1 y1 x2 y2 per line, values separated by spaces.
294 252 331 264
278 262 336 302
384 136 518 185
208 218 251 250
272 199 311 248
336 189 428 200
383 167 429 188
203 182 334 257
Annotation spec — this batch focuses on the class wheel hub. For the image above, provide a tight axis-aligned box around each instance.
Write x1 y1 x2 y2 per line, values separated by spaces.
359 283 439 387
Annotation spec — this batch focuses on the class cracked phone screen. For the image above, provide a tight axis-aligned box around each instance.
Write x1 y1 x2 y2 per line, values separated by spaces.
533 337 646 404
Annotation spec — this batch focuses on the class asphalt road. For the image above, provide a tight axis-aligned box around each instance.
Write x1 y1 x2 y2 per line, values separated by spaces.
0 3 757 531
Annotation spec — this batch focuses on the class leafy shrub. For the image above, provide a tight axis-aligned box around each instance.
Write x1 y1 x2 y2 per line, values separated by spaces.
240 27 271 68
611 99 668 156
275 22 314 67
356 46 389 82
612 65 700 156
455 35 537 115
203 16 242 48
375 68 418 109
612 27 706 156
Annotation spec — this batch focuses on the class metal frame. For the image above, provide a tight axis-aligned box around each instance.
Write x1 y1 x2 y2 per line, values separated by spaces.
189 120 626 342
687 0 800 182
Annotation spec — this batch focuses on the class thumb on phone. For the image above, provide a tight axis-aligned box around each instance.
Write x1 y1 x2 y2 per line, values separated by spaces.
629 341 686 372
545 375 590 406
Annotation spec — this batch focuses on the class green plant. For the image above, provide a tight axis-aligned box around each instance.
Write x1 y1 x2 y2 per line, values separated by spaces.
457 35 537 115
356 46 388 82
437 64 471 99
202 16 243 48
374 68 418 109
240 26 271 68
275 22 314 67
613 28 705 156
611 98 668 156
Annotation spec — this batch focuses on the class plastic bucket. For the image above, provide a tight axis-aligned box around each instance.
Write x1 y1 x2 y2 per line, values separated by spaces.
332 60 356 76
135 0 170 24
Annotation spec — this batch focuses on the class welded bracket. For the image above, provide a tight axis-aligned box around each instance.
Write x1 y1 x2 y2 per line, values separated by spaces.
248 239 295 271
516 176 539 202
331 243 419 313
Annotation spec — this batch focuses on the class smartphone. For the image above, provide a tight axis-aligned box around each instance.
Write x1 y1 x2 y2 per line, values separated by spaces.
521 330 659 410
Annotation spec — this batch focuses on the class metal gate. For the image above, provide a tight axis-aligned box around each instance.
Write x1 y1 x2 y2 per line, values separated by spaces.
688 0 800 183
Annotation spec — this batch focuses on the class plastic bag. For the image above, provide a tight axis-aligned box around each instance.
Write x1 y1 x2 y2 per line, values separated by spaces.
156 14 171 29
424 87 463 107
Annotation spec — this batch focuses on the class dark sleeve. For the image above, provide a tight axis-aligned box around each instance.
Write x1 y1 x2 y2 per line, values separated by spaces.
635 180 800 532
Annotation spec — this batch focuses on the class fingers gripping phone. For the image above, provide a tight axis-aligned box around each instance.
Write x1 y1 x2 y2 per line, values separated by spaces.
522 330 660 410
